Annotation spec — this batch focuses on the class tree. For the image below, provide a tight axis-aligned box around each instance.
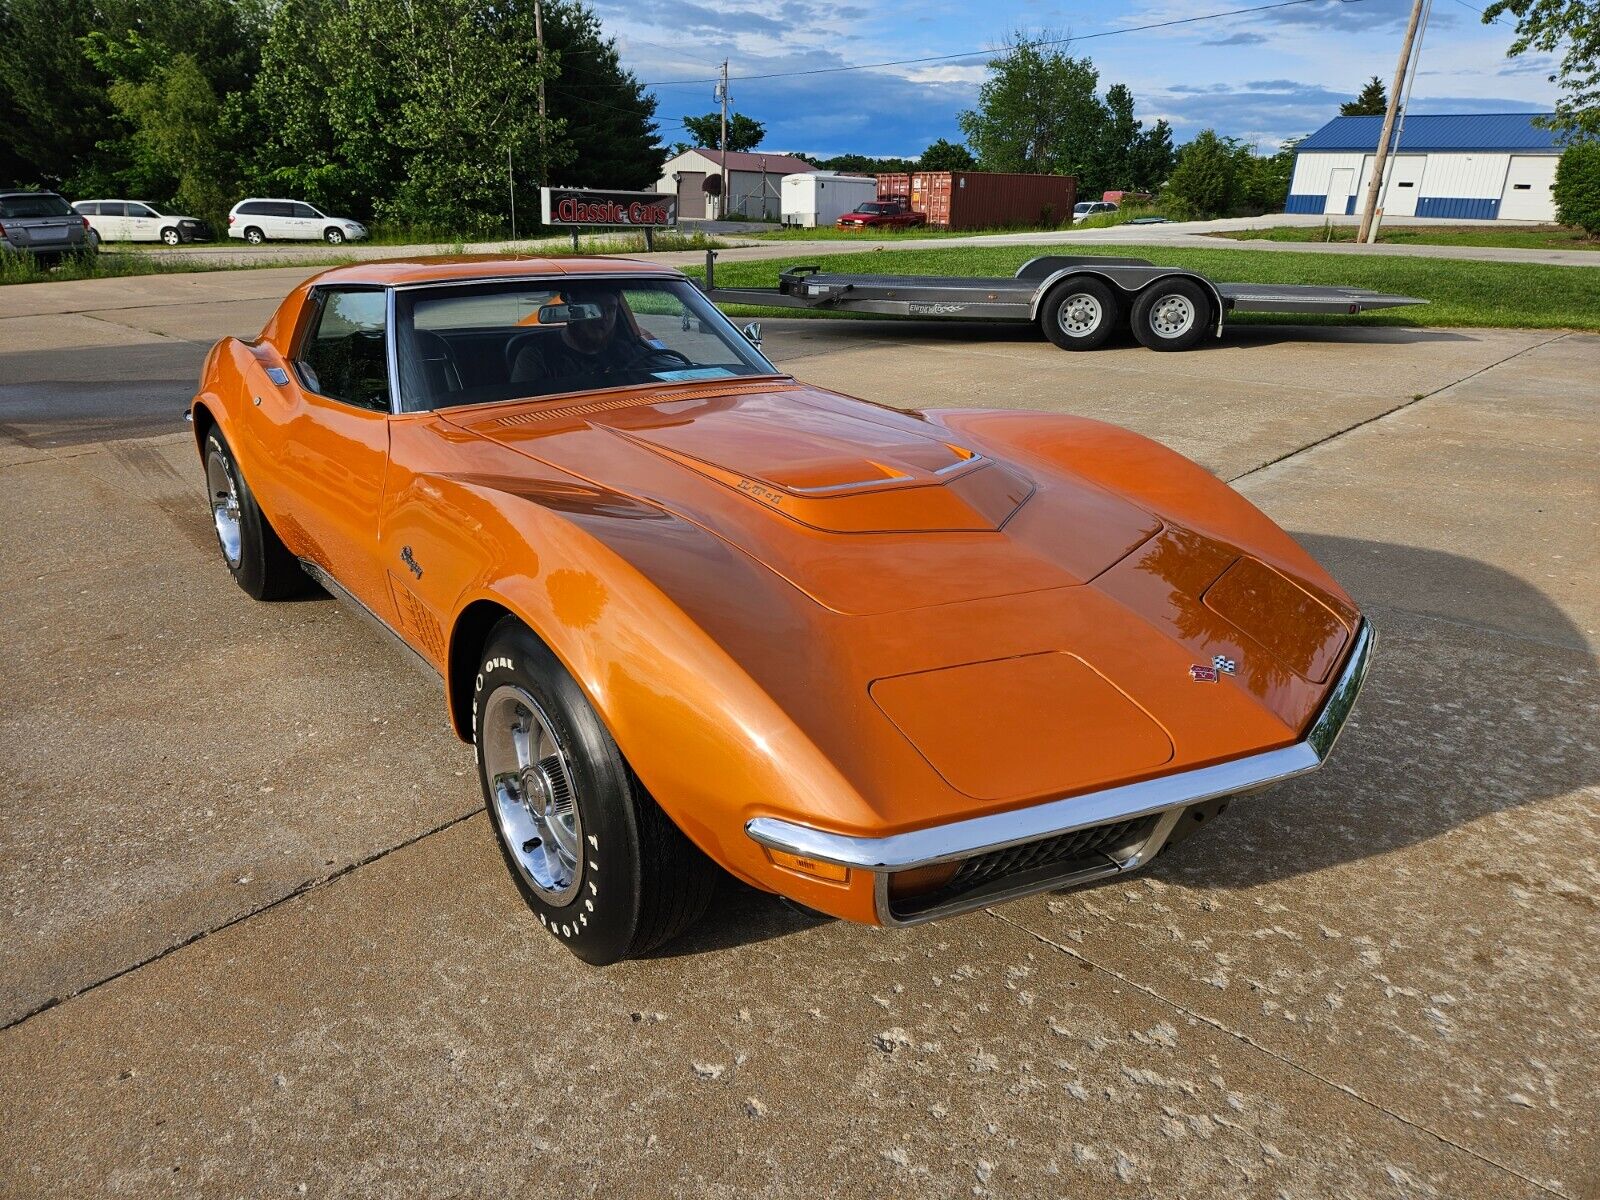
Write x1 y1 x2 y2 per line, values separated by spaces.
681 111 764 152
0 0 115 186
957 32 1107 179
1238 138 1301 213
1096 83 1142 191
1127 120 1175 191
1341 76 1389 116
810 152 915 173
1161 130 1239 219
1481 0 1599 140
83 32 238 224
1553 140 1600 233
544 0 660 189
919 139 975 171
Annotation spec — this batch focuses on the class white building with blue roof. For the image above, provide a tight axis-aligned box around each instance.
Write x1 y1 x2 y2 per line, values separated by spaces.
1286 112 1562 221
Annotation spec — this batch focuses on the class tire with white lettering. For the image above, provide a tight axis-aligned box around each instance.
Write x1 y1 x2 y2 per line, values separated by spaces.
473 617 718 964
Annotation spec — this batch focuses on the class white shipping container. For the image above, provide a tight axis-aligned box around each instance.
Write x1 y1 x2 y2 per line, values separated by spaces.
780 173 878 227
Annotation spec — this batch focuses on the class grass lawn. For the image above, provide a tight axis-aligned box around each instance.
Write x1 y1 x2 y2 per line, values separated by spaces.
0 231 731 286
1216 223 1600 252
752 224 1081 241
689 243 1600 331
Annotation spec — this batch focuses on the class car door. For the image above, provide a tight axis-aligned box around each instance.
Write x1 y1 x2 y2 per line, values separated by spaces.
254 286 396 617
291 202 321 240
125 203 160 241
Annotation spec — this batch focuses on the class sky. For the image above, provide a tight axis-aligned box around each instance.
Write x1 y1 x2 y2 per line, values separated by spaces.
583 0 1561 158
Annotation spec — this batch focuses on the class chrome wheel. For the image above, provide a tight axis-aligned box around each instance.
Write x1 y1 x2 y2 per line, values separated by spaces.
482 685 583 905
326 229 344 245
1056 292 1103 338
1149 294 1196 339
205 445 242 567
162 229 180 246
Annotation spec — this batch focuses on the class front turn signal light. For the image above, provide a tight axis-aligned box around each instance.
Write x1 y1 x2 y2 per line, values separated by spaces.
766 848 850 884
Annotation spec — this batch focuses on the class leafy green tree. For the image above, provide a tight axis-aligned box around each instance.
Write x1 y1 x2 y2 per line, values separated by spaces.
543 0 661 189
681 112 764 152
957 32 1107 179
1161 130 1240 219
1095 83 1141 191
0 0 113 186
1237 138 1301 213
810 153 915 173
918 139 975 171
1127 119 1175 191
1553 140 1600 232
1481 0 1599 140
1341 76 1389 116
82 31 238 224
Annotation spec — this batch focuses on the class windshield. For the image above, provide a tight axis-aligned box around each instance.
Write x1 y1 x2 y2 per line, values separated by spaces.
1073 203 1095 214
1 193 74 218
394 276 778 413
852 203 892 214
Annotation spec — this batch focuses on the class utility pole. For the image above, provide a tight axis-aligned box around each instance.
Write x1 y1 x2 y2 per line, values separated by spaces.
509 147 517 240
534 0 547 187
718 60 729 220
1356 0 1425 243
1368 0 1433 243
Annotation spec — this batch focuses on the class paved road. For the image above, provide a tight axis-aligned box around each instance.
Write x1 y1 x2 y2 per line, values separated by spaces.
1 272 1597 1198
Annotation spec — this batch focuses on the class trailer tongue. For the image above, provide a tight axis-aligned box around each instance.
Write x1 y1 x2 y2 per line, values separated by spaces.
699 252 1427 352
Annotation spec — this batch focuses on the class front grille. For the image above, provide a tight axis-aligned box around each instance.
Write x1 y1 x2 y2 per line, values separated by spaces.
890 814 1158 920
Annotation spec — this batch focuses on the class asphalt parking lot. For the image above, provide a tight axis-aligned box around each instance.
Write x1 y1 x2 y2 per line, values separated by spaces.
1 266 1597 1198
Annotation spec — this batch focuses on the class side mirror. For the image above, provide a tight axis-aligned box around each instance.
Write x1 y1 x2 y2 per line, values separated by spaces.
741 321 763 351
537 301 603 325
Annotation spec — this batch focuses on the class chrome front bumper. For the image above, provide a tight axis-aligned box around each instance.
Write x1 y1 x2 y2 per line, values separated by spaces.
747 620 1374 925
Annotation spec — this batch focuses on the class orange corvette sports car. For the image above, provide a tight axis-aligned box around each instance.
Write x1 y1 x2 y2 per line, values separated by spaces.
189 255 1372 964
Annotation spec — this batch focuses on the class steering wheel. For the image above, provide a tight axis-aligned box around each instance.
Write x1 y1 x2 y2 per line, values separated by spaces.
629 345 695 371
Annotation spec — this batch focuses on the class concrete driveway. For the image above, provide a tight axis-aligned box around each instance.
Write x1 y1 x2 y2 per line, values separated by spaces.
1 270 1596 1198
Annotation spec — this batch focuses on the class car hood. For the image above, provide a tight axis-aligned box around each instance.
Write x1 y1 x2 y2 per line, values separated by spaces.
445 380 1164 616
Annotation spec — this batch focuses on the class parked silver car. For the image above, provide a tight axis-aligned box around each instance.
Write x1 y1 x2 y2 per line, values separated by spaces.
0 191 96 258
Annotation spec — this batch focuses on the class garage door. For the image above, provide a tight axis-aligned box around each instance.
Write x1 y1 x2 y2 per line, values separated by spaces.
677 172 706 219
1499 156 1557 221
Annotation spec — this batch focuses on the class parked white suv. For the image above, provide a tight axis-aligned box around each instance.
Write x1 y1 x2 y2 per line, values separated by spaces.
228 199 369 245
74 200 210 244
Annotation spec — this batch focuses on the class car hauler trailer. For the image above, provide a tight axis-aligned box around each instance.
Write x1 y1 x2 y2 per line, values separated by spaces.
699 252 1427 352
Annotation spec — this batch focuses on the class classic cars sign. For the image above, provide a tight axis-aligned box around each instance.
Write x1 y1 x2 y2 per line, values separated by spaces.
540 187 677 228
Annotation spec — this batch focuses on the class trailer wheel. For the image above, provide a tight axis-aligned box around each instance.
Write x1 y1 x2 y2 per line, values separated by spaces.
1130 279 1212 351
1040 278 1121 351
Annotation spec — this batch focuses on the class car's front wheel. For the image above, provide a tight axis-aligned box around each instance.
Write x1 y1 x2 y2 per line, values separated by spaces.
474 619 718 964
203 428 307 599
324 227 345 245
161 227 181 246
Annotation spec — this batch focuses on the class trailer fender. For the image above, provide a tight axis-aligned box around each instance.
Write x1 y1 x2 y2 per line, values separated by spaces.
1027 268 1227 337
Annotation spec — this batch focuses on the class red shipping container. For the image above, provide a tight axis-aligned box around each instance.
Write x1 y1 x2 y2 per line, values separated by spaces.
876 173 911 201
907 171 1076 230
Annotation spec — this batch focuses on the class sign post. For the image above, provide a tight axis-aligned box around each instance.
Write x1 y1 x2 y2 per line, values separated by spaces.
539 187 678 252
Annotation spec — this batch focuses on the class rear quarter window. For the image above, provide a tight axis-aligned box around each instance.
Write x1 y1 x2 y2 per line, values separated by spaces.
0 194 74 218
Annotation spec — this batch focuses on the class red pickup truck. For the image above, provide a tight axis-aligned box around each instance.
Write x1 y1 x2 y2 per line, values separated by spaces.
836 200 927 230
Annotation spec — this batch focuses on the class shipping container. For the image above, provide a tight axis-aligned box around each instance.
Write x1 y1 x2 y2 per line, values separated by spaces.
904 171 1076 230
876 173 911 202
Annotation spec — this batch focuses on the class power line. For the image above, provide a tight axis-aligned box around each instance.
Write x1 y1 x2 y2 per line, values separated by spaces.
629 0 1372 89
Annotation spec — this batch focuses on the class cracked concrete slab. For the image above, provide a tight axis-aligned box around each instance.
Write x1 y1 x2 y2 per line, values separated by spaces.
0 817 1547 1200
